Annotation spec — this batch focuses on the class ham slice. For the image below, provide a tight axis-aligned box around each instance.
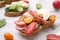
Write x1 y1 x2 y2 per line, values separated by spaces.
28 10 49 25
46 34 60 40
23 22 38 35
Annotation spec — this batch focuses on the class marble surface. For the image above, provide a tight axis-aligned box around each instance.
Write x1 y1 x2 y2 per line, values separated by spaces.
0 0 60 40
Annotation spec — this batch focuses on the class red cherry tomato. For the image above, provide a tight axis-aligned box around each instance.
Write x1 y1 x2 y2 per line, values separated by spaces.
53 0 60 9
15 20 26 27
46 34 60 40
23 22 38 35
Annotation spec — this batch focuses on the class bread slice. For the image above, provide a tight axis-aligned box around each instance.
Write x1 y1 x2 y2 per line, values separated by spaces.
5 8 28 17
0 1 6 8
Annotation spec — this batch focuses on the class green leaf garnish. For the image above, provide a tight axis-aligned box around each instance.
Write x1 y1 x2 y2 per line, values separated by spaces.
17 6 23 12
0 19 6 28
36 3 42 10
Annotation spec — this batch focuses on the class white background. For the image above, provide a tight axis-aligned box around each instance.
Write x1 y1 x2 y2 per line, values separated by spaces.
0 0 60 40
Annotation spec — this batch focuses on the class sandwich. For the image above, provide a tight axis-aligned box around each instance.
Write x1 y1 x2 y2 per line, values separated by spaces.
5 1 29 17
15 9 56 36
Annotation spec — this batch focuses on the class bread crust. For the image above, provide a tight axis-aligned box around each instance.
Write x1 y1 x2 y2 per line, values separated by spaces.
0 1 6 8
6 0 19 4
5 8 28 17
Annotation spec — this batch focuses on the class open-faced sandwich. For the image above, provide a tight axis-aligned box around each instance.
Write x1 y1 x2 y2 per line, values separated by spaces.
5 1 29 17
0 0 6 8
15 9 56 36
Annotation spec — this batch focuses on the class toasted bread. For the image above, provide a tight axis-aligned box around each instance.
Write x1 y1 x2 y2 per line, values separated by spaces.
6 0 19 4
5 8 28 17
0 1 6 8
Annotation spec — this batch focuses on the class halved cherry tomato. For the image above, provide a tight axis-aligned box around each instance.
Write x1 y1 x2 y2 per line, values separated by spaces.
49 14 56 21
24 17 33 24
15 20 26 27
23 22 38 35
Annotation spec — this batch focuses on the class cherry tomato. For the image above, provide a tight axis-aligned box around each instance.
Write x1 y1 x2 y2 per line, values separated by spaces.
4 32 13 40
23 22 38 35
24 17 33 24
49 14 56 21
15 20 26 27
53 0 60 9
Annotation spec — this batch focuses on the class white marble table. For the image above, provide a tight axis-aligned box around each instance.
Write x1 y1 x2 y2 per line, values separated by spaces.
0 0 60 40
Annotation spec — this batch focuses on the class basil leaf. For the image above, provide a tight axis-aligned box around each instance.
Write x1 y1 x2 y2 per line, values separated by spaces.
36 3 42 10
0 19 6 28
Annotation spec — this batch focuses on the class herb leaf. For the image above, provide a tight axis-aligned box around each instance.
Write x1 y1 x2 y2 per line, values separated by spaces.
0 19 6 28
36 3 42 10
